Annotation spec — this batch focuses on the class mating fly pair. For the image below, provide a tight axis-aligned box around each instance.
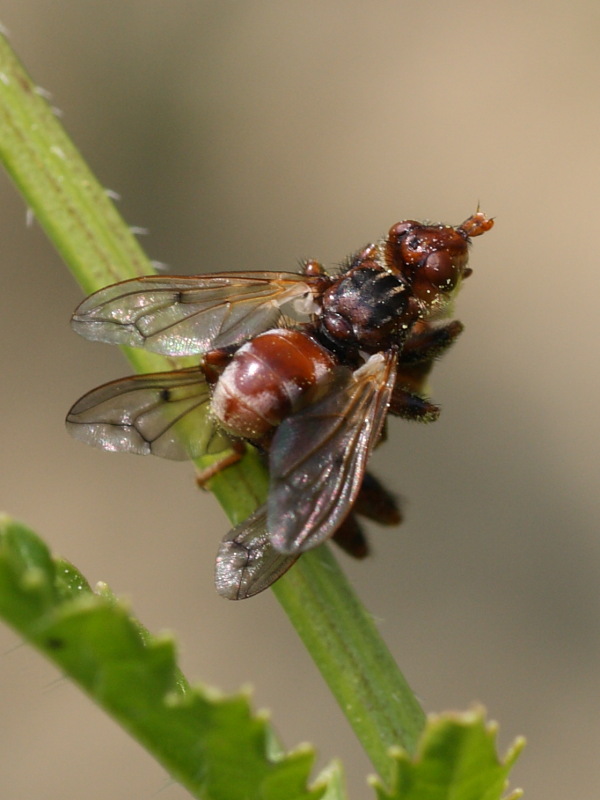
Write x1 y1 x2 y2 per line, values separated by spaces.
66 211 493 599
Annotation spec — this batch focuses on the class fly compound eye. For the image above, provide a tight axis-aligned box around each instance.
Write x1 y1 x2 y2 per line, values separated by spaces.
388 220 419 240
403 236 425 265
421 250 458 292
385 221 422 273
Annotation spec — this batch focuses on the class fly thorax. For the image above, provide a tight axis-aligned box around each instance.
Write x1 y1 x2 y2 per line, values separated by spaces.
317 265 410 353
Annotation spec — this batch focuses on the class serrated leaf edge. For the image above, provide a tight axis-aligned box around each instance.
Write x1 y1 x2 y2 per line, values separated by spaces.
0 516 344 800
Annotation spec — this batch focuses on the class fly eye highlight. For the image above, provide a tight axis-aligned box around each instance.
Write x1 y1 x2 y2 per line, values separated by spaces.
421 250 459 292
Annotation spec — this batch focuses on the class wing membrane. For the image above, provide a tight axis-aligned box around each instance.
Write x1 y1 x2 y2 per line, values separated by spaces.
215 506 299 599
71 272 316 355
66 368 231 460
267 349 398 553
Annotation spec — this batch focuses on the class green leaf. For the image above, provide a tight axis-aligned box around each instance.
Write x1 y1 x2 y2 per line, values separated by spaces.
0 516 345 800
371 709 525 800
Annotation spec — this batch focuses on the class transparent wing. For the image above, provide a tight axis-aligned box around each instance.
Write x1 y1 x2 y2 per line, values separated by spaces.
71 271 317 355
267 349 398 553
66 368 231 460
214 506 299 600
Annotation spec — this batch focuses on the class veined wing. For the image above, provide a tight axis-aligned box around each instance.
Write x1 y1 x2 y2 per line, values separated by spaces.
267 349 398 553
66 368 231 460
71 271 318 356
215 506 299 600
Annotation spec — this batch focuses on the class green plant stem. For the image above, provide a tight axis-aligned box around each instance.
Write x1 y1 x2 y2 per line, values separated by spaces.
273 547 425 776
0 34 425 785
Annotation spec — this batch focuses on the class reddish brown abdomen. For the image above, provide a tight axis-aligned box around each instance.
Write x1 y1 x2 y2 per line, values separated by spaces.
211 329 336 440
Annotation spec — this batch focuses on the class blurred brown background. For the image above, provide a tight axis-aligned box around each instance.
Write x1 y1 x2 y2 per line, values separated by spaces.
1 2 599 798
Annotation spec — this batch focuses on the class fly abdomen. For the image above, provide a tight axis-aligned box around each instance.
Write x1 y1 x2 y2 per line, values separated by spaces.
211 328 337 441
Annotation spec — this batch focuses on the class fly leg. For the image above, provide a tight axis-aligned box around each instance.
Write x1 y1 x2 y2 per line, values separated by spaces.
390 319 464 420
401 319 464 363
332 471 403 558
195 439 246 488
